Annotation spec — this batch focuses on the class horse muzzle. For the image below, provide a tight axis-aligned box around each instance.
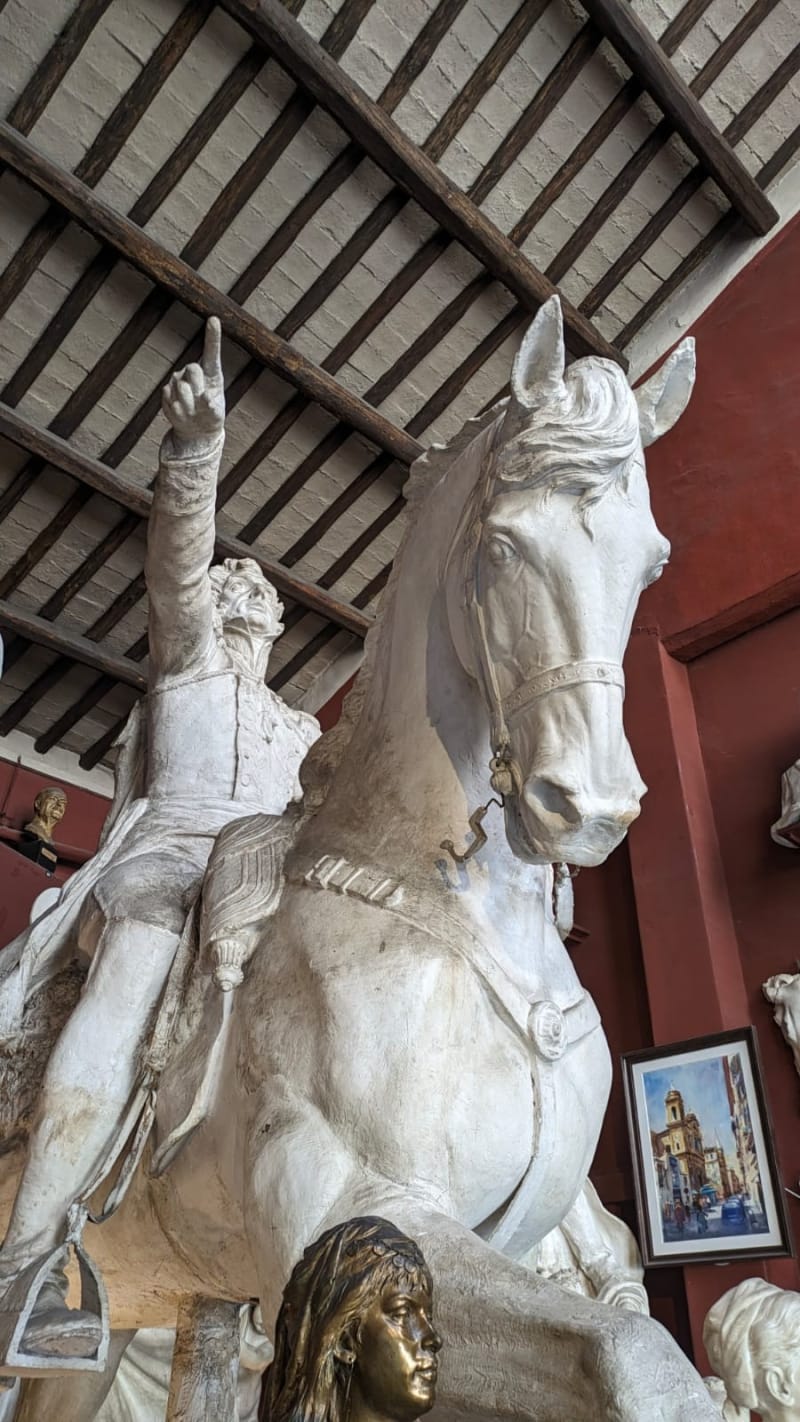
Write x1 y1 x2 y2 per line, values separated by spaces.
507 772 644 867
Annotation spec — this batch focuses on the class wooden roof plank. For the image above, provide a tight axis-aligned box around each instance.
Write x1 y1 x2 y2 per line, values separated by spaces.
0 0 467 617
0 601 148 692
220 0 624 365
291 18 601 380
578 0 778 235
0 0 215 322
0 123 421 468
619 121 800 347
34 673 116 753
2 46 265 410
547 0 781 287
6 0 114 136
0 401 373 637
583 35 800 319
0 656 87 737
184 16 615 537
2 0 373 420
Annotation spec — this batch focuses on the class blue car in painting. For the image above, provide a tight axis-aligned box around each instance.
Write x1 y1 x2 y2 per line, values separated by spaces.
720 1196 751 1230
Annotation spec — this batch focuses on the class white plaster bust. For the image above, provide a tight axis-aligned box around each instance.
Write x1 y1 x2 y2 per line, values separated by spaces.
704 1278 800 1421
763 972 800 1078
772 764 800 847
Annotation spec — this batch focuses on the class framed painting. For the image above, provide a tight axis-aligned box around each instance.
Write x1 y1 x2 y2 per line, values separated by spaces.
623 1027 792 1267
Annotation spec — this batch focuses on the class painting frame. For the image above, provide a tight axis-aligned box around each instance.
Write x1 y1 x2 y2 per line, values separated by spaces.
623 1027 793 1268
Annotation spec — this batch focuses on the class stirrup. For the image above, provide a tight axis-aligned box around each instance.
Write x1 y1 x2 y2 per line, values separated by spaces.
0 1215 109 1377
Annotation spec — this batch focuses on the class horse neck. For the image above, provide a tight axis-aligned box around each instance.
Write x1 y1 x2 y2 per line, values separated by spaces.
305 426 553 970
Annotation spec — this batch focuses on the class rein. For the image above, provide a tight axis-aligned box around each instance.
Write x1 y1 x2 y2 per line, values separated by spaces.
441 420 624 863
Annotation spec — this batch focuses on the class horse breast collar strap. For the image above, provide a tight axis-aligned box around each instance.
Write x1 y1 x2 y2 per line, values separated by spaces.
292 851 600 1063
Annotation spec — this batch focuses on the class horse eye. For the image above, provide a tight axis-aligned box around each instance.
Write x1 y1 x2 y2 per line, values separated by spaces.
485 535 518 566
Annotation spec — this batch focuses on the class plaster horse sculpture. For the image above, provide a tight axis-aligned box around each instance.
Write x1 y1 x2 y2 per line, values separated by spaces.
1 299 717 1420
0 317 319 1371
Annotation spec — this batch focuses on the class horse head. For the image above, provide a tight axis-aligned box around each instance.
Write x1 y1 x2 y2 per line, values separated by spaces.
445 296 695 867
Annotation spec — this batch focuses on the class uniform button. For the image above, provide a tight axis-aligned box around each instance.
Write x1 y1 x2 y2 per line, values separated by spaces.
241 773 251 787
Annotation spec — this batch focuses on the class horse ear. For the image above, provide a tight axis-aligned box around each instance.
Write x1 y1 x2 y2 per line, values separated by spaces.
504 296 566 437
635 338 696 447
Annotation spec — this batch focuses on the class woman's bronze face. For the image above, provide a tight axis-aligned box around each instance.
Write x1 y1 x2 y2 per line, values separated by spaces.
349 1276 442 1422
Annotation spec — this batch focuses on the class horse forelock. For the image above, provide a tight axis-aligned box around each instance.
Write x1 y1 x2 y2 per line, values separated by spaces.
497 357 641 519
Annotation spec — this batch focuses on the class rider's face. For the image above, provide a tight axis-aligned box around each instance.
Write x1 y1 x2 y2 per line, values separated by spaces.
218 573 280 642
347 1277 441 1422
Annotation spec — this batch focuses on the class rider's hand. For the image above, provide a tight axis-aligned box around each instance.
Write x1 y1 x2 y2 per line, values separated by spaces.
161 318 225 458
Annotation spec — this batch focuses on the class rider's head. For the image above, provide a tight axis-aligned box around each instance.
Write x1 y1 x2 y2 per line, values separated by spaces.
209 558 283 650
262 1216 441 1422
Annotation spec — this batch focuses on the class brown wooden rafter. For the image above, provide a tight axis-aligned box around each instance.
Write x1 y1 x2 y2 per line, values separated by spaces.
0 403 372 639
219 0 625 365
0 602 148 692
0 123 421 470
578 0 778 235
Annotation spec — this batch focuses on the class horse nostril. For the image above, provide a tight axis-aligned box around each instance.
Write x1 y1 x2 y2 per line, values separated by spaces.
525 777 582 825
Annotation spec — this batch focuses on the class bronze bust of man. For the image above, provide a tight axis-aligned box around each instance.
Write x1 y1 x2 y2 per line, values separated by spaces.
15 786 68 874
263 1217 442 1422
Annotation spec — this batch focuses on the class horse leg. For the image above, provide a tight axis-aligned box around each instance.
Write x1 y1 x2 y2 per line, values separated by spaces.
13 1329 134 1421
391 1201 715 1420
247 1150 716 1422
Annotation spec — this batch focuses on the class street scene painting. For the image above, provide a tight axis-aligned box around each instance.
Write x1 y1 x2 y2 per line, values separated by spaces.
623 1029 792 1266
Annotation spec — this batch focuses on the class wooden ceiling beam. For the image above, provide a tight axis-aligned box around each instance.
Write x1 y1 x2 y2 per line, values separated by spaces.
0 123 421 471
0 0 216 323
619 121 800 347
0 402 373 639
546 0 778 288
578 0 779 235
0 602 148 692
582 35 800 318
6 0 114 136
220 0 624 367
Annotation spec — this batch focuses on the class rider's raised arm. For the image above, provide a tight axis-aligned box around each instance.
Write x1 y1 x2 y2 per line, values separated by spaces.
145 318 226 678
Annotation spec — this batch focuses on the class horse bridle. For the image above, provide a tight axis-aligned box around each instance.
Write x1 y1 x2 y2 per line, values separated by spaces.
441 419 624 863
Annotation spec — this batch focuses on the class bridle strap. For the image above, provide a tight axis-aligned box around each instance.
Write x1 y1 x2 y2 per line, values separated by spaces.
457 425 625 799
503 660 625 722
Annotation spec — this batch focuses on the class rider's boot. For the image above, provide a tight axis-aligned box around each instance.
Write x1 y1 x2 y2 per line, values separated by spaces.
0 1262 103 1359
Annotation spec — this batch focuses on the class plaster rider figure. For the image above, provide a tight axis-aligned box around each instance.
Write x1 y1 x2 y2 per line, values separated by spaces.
0 318 320 1360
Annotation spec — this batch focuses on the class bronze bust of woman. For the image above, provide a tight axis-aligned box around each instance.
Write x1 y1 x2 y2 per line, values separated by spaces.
263 1217 442 1422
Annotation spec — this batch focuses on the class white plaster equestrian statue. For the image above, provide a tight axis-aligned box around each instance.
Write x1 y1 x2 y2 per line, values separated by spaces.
0 299 718 1419
0 318 319 1360
704 1277 800 1421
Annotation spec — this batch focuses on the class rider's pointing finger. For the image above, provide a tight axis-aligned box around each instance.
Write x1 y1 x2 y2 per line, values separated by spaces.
202 316 222 379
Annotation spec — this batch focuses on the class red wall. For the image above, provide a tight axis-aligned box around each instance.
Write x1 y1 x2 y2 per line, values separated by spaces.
579 210 800 1366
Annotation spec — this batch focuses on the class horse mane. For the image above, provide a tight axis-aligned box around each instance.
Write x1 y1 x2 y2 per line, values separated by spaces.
299 400 506 806
499 358 640 519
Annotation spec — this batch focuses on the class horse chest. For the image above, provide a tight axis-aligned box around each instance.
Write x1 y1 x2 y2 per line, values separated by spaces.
251 904 535 1224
